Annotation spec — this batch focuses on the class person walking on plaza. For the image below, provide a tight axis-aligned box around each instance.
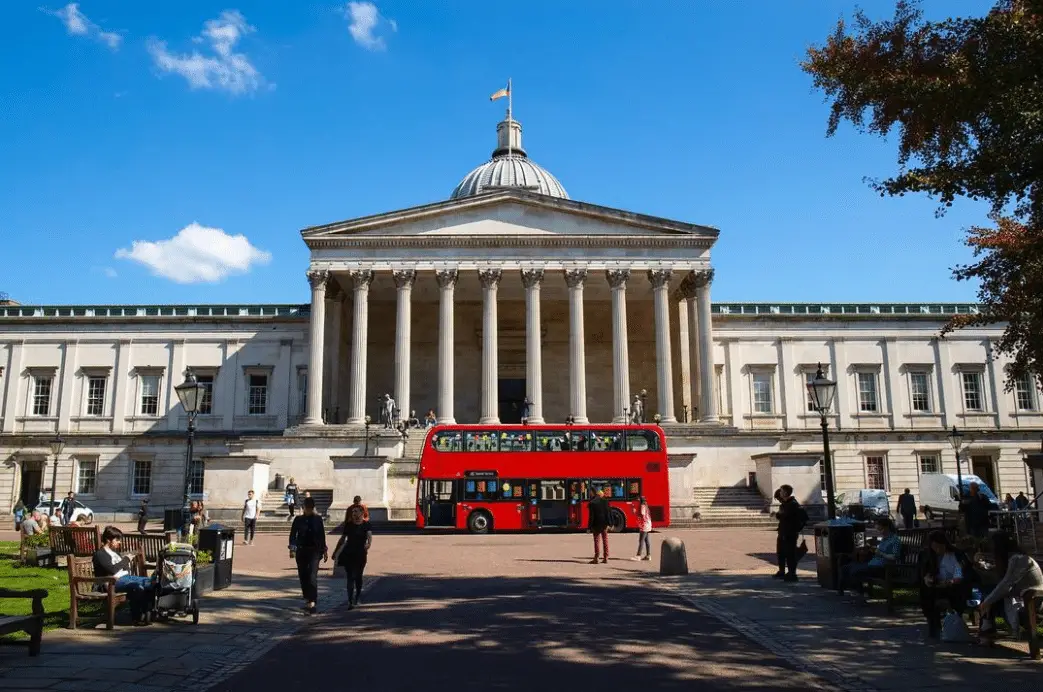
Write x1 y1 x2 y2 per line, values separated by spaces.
289 497 328 614
348 495 370 522
60 492 76 526
631 496 653 561
333 505 373 609
137 499 149 534
897 488 917 530
284 477 300 521
773 485 808 582
242 490 260 545
588 488 611 564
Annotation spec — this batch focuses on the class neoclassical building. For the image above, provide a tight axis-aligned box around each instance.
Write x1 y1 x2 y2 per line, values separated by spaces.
1 114 1041 523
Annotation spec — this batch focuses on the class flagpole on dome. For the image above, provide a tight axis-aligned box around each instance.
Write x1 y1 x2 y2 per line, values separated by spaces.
507 78 513 157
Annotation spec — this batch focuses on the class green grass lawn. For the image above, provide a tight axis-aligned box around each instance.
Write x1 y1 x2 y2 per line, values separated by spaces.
0 541 104 635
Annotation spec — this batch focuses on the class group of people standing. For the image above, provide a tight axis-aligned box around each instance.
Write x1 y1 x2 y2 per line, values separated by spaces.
287 494 373 614
586 490 655 563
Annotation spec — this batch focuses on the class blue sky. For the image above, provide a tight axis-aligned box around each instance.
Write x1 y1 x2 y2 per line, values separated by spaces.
0 1 998 306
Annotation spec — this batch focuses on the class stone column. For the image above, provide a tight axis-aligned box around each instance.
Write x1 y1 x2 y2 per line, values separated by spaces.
564 269 589 424
303 269 328 425
683 277 701 420
607 269 631 424
393 269 415 424
436 269 458 424
345 270 373 426
648 270 676 423
325 283 344 422
695 269 719 423
478 268 502 425
521 269 545 424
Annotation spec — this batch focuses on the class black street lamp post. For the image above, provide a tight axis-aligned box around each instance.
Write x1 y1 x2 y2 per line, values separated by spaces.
49 435 66 521
364 415 372 456
947 426 965 499
174 371 206 539
807 364 838 519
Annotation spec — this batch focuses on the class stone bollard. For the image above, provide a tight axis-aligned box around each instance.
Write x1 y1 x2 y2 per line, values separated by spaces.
659 536 689 575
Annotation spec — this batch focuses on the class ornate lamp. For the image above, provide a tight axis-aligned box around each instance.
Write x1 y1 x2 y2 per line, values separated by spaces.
806 364 838 519
48 434 66 517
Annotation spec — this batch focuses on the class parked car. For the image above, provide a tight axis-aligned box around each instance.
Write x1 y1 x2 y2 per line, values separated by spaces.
919 473 1001 519
34 499 95 525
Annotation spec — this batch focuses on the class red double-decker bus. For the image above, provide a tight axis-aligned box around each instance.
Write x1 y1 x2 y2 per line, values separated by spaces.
415 424 670 534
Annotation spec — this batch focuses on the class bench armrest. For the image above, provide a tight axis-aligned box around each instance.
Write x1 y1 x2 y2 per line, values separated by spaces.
0 588 48 600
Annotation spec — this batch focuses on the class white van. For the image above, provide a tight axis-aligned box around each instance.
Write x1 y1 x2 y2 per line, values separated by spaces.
919 473 1001 518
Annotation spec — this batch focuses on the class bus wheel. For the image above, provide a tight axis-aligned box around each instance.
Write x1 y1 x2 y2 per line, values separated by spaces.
467 510 492 535
608 509 626 533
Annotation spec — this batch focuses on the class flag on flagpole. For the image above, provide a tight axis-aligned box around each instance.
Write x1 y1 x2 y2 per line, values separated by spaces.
490 85 510 101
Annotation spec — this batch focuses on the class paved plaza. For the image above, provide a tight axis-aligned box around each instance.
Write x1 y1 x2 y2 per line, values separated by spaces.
0 527 1040 691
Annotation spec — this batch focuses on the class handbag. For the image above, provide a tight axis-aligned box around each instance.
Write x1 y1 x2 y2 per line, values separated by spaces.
941 611 971 643
796 539 809 561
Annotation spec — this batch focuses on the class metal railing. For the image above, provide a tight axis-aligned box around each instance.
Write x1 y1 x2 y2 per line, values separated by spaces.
989 509 1043 556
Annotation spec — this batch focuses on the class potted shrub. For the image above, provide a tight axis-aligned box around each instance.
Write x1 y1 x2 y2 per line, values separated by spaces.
22 532 54 567
194 549 215 594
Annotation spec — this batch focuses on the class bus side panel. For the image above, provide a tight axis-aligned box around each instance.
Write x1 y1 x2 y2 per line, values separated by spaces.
457 502 527 531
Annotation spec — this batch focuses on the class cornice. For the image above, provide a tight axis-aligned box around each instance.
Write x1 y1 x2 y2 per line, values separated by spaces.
307 234 715 251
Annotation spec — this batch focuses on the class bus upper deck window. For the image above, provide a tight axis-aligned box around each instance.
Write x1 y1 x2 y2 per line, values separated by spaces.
432 432 464 452
500 430 532 452
590 431 623 451
626 430 661 451
465 432 497 452
536 431 570 451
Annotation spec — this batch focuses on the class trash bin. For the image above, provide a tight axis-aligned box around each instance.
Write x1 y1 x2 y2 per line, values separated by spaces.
814 520 867 591
198 524 235 591
274 474 284 491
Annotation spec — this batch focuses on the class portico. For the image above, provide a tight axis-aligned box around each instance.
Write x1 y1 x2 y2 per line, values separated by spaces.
298 190 721 428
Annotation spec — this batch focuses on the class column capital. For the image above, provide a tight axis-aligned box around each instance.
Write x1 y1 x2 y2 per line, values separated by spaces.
605 268 630 289
520 268 544 289
326 282 345 303
478 268 503 290
691 268 715 289
435 269 458 289
647 269 673 290
564 268 587 289
678 276 698 300
306 269 330 291
348 270 374 290
393 269 416 289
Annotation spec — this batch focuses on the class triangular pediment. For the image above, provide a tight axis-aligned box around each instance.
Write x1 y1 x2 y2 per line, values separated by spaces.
301 190 719 246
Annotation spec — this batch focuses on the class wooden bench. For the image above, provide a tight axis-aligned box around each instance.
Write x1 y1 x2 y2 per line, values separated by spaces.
49 526 100 561
121 534 170 567
0 588 46 656
1024 589 1041 660
865 527 960 613
67 551 146 630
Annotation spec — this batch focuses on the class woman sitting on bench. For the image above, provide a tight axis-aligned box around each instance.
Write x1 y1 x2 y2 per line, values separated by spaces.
920 531 973 639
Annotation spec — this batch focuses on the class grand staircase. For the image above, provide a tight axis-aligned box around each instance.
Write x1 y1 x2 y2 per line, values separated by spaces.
215 489 336 534
691 486 777 528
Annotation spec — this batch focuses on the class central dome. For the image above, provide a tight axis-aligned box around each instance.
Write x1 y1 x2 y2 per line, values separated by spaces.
450 117 569 200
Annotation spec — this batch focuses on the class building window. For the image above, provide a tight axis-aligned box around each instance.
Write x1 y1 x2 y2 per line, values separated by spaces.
857 372 879 413
139 374 161 416
189 459 205 495
1014 373 1038 412
86 376 107 416
297 370 308 416
248 373 269 415
909 371 931 413
196 374 215 415
918 453 940 475
751 372 773 414
961 371 984 412
131 459 152 496
76 458 98 495
32 375 53 416
866 456 887 490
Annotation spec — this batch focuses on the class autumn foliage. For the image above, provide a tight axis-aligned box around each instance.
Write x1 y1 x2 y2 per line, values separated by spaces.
802 0 1043 391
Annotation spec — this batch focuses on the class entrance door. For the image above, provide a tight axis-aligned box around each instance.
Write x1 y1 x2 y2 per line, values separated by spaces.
536 480 568 528
19 461 43 509
971 456 998 493
420 479 456 527
498 378 526 424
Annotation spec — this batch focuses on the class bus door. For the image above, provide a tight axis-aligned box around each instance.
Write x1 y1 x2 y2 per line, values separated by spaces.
567 480 586 528
421 479 456 527
536 480 568 528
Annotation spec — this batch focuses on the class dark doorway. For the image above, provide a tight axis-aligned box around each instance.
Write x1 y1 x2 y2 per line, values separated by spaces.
498 378 526 423
971 456 998 493
19 462 43 509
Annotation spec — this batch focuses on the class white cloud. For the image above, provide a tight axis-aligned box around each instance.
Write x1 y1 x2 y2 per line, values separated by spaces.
148 11 268 95
43 3 122 50
344 2 395 51
90 266 118 279
115 223 272 284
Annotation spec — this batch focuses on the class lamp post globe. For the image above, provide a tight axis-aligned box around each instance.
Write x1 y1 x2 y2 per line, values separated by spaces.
174 371 207 538
806 364 838 519
49 434 66 522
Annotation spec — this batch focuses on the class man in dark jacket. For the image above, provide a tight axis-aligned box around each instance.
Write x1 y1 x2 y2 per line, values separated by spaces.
588 489 611 564
897 488 917 529
774 485 807 582
60 492 76 526
960 482 993 537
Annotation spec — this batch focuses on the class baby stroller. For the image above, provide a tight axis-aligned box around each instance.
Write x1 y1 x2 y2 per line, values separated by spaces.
152 543 200 624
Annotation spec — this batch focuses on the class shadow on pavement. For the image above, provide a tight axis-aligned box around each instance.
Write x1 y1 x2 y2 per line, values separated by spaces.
210 573 831 692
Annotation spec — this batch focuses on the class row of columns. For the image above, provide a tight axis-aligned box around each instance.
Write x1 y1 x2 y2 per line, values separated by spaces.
302 267 719 427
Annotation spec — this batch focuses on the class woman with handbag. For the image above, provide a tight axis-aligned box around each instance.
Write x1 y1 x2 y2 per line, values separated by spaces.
919 531 973 639
332 505 372 609
288 497 329 614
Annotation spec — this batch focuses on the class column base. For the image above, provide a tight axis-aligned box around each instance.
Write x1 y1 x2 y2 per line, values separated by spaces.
699 415 720 424
658 416 677 424
525 417 545 425
301 417 324 426
479 416 501 425
436 416 456 425
611 416 627 424
570 416 590 424
344 416 366 426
